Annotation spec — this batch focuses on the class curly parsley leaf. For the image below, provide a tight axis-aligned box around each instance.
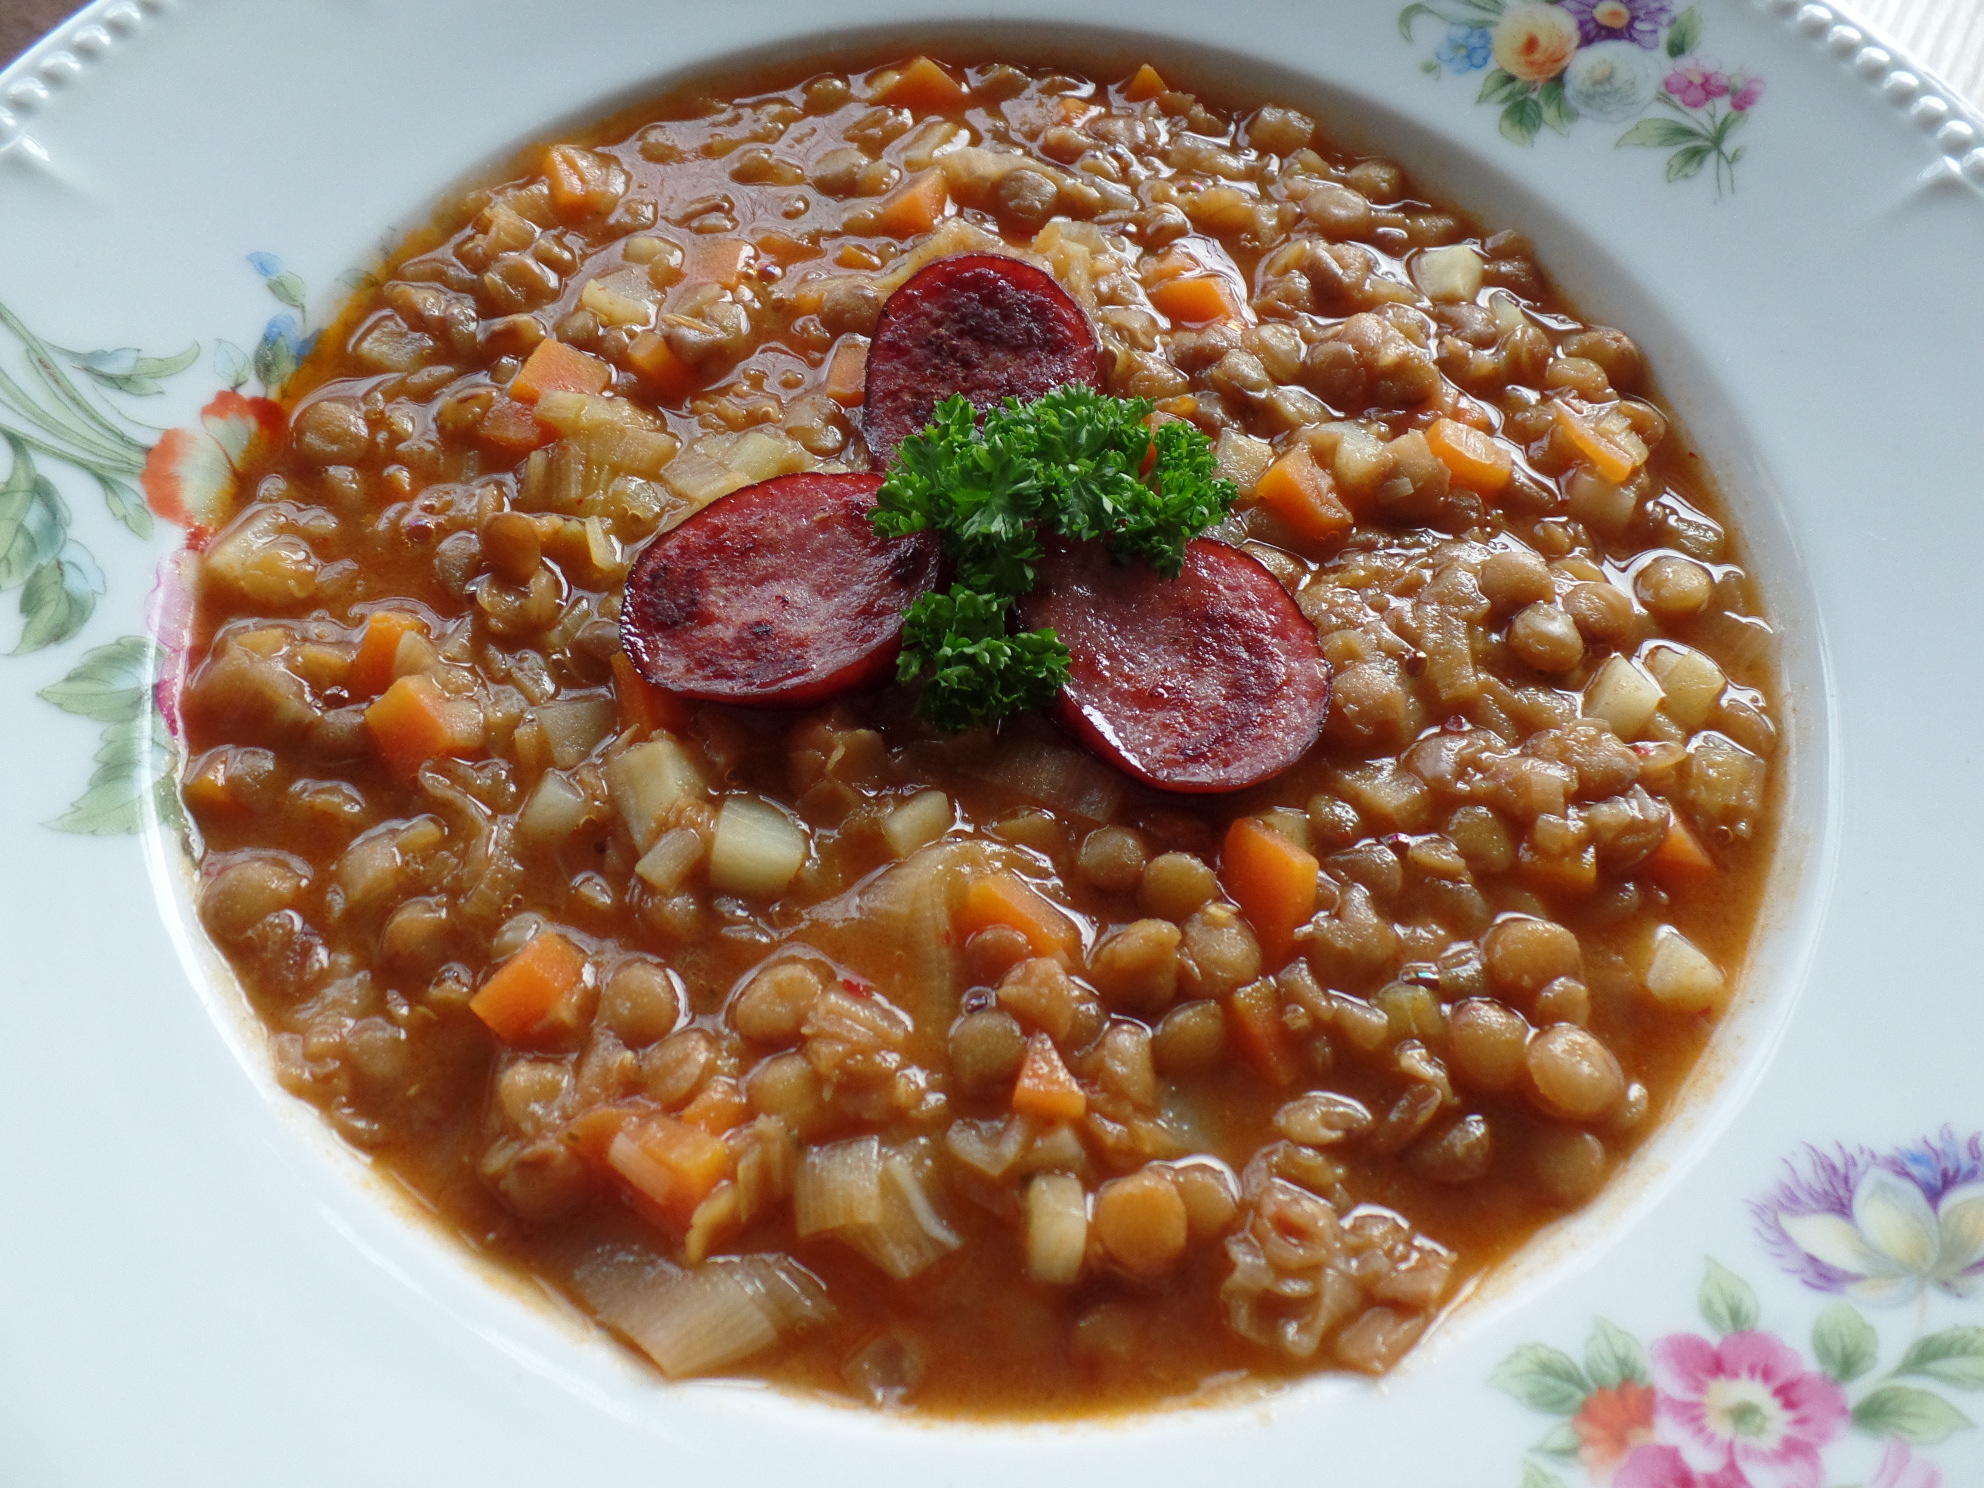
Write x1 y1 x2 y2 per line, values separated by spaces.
874 384 1236 730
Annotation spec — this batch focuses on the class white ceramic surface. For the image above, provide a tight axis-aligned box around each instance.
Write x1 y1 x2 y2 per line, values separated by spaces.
1 2 1980 1484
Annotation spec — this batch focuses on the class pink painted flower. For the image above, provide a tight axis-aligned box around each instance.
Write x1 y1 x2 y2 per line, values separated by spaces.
1615 1444 1748 1488
1649 1331 1848 1488
1727 71 1766 112
1870 1439 1943 1488
1665 58 1730 109
139 388 285 530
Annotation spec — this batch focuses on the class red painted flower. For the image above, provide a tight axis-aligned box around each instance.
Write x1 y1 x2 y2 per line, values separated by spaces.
139 388 284 528
1576 1380 1658 1476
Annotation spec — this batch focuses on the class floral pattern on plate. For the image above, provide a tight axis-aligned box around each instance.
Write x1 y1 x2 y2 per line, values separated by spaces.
1399 1 1765 191
1497 1130 1984 1487
0 255 310 833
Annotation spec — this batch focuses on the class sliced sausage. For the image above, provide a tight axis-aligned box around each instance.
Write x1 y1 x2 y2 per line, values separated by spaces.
864 253 1100 461
619 472 940 708
1020 539 1330 793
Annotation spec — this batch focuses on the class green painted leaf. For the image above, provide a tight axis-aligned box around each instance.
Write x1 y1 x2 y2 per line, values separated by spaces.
71 341 199 396
1666 143 1713 182
97 474 153 540
1479 69 1528 107
1499 95 1543 147
1618 118 1702 149
338 265 381 293
1666 6 1703 59
0 451 70 591
1852 1385 1973 1445
1519 1462 1567 1488
1534 1421 1581 1458
1538 77 1578 135
214 340 251 390
1812 1303 1880 1384
1699 1257 1759 1335
266 271 308 311
37 635 152 723
1898 1327 1984 1389
1492 1343 1591 1414
46 712 152 835
14 549 97 654
1586 1318 1649 1389
1422 59 1442 76
1399 3 1441 42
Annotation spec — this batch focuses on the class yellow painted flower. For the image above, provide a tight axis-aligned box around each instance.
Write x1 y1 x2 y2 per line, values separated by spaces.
1493 2 1580 83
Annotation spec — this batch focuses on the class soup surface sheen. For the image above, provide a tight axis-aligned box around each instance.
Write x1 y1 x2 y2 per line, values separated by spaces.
179 54 1778 1416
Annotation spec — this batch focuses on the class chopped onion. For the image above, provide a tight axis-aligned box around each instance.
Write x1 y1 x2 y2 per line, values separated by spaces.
1025 1172 1089 1286
635 825 705 893
591 1254 832 1379
605 734 707 850
708 795 810 896
795 1137 960 1280
970 737 1123 823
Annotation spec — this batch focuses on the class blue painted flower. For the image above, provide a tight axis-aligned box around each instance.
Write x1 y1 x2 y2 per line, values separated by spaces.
246 251 284 279
1436 24 1493 74
1561 0 1673 49
1753 1129 1984 1303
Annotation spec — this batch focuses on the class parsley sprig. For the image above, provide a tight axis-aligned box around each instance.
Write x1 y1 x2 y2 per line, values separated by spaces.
871 384 1236 732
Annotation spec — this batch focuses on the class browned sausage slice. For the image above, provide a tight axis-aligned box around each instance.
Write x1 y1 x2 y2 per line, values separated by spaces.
1020 539 1331 792
620 472 940 708
863 254 1101 461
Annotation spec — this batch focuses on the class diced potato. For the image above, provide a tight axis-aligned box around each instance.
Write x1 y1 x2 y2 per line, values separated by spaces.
1566 468 1637 534
581 268 661 326
205 509 320 608
606 735 708 850
1025 1172 1089 1286
1642 925 1727 1012
1583 655 1664 739
518 771 594 846
1412 244 1483 302
1646 644 1727 731
534 697 618 768
1214 427 1274 491
882 790 954 858
708 795 810 896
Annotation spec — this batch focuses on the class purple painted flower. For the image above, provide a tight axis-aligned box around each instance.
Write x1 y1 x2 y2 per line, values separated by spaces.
1753 1129 1984 1303
1648 1331 1848 1488
1665 58 1730 109
1562 0 1674 49
1727 70 1766 112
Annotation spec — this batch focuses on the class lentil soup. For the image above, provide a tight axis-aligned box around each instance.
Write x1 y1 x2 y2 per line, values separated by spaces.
178 53 1779 1416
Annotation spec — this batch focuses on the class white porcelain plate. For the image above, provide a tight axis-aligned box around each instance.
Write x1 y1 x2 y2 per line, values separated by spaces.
3 2 1982 1483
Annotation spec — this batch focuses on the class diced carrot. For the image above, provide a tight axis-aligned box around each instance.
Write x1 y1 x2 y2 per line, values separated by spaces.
542 143 619 220
752 231 815 268
1148 273 1243 325
1143 246 1199 285
626 329 703 403
510 339 612 404
1426 415 1513 494
1252 445 1354 547
469 930 592 1048
679 1077 750 1135
606 1114 734 1232
868 170 950 239
611 649 687 735
565 1104 641 1168
1058 96 1098 126
836 242 882 270
1519 840 1599 896
958 871 1080 961
1646 812 1716 893
1013 1033 1087 1121
1228 980 1299 1087
823 338 869 407
687 237 754 290
181 769 237 816
1222 817 1321 969
477 393 552 454
1553 400 1642 484
364 673 484 777
347 610 423 698
876 56 968 113
1123 63 1168 102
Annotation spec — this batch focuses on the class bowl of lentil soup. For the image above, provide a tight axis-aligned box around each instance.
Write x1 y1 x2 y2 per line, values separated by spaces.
13 0 1978 1481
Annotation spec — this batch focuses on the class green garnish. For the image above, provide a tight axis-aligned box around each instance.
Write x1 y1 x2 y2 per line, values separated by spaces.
871 384 1237 732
